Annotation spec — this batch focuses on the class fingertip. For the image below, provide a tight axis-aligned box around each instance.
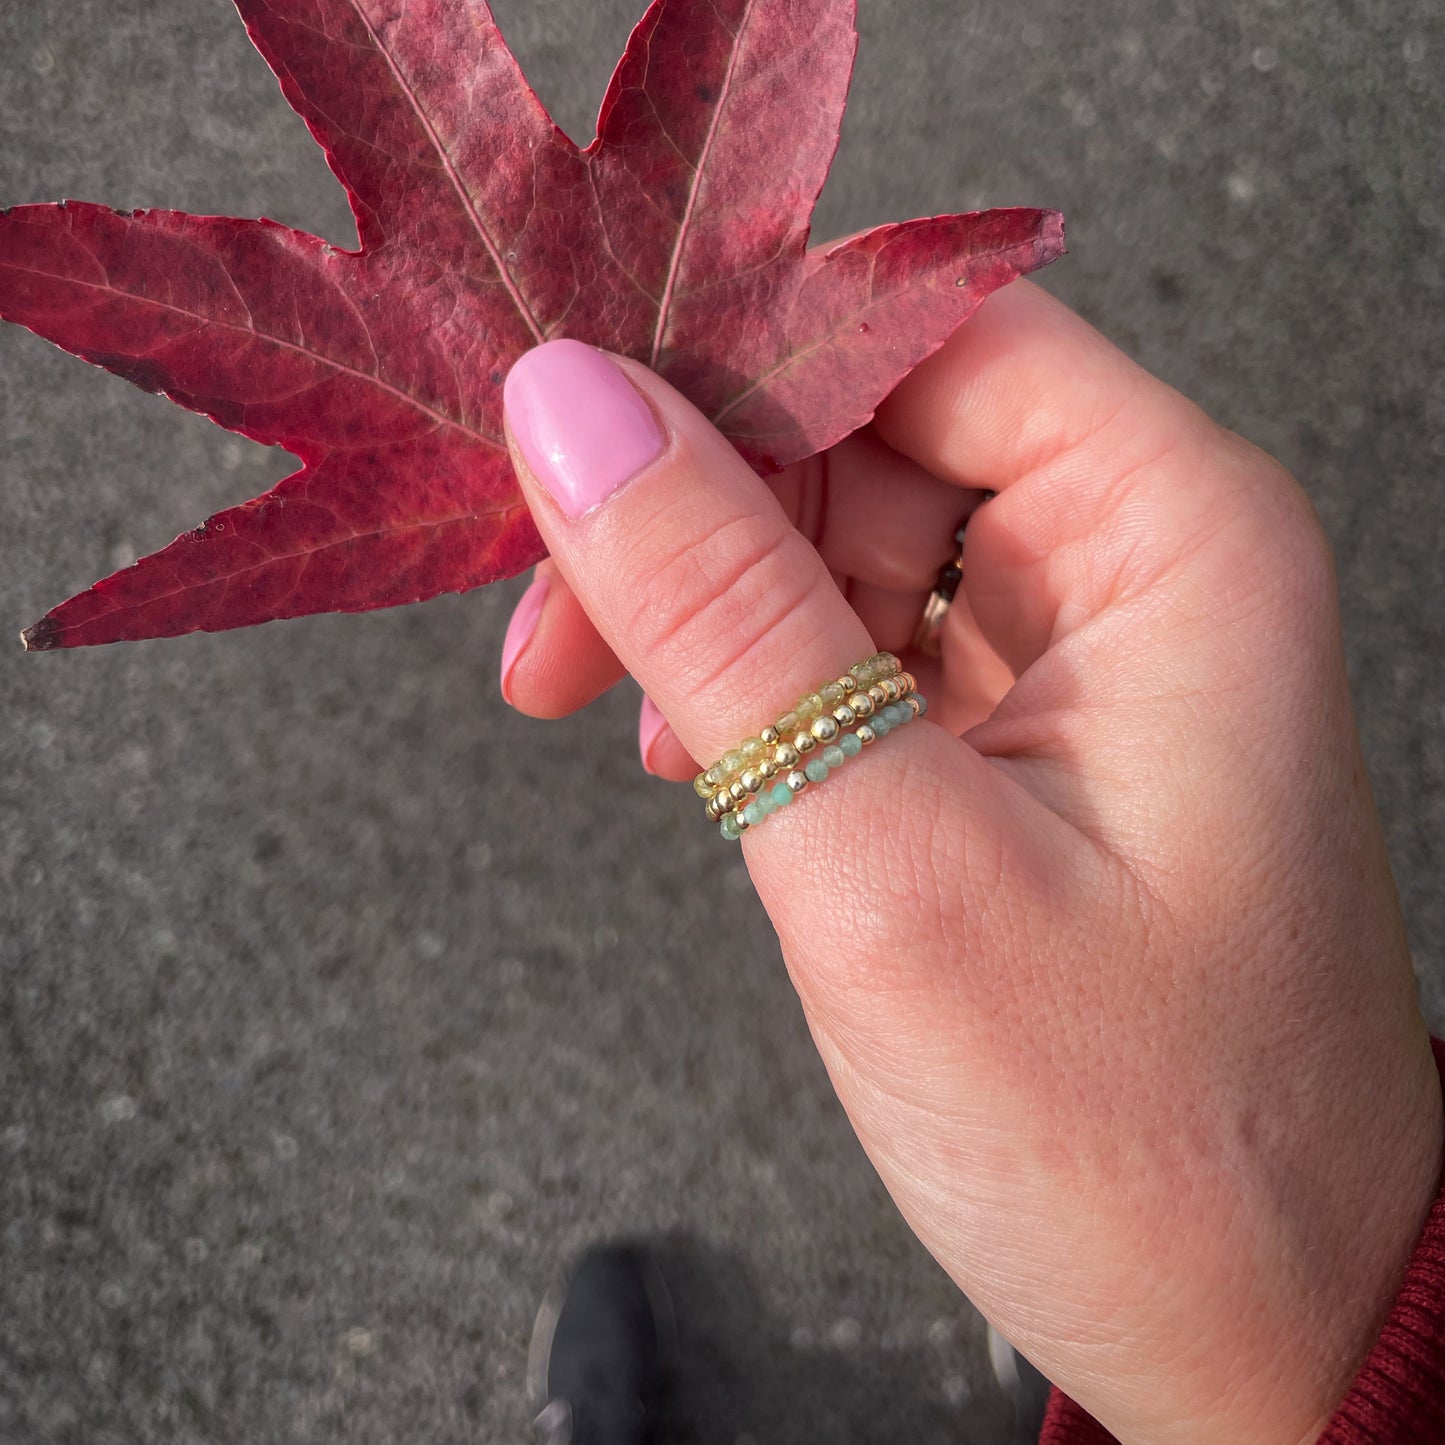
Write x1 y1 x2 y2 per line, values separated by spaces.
500 563 628 719
500 571 549 706
638 696 699 781
639 694 667 774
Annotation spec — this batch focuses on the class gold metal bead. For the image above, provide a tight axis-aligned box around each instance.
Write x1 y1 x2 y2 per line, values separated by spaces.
793 732 817 755
740 768 765 796
760 725 780 746
694 773 715 799
855 723 877 746
897 672 916 696
713 789 737 816
729 780 749 804
811 715 840 744
785 770 809 794
835 675 856 695
733 809 751 832
774 742 799 770
867 685 888 708
882 677 902 702
906 695 923 717
832 704 857 729
847 692 874 719
758 759 778 781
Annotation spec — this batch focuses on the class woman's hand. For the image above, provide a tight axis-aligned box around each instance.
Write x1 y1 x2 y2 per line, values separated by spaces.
498 281 1443 1445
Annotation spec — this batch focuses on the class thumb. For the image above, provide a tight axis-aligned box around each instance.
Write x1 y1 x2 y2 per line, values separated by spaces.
500 340 1070 1012
502 339 872 774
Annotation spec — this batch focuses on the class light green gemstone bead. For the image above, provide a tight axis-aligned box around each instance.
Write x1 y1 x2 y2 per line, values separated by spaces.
822 745 846 768
721 750 745 775
775 710 801 736
771 783 794 807
804 758 830 783
741 737 766 761
721 815 744 841
821 681 846 707
840 733 863 758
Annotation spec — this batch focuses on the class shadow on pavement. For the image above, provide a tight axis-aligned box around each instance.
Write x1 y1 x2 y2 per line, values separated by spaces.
644 1234 1017 1445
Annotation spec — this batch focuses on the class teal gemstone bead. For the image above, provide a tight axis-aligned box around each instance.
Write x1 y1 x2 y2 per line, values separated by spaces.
822 745 846 768
871 715 890 737
804 758 830 783
885 703 906 726
914 694 928 717
771 783 794 807
721 814 744 841
840 733 863 758
743 801 766 827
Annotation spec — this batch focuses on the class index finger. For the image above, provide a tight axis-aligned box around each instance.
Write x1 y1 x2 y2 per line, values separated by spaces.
873 280 1316 676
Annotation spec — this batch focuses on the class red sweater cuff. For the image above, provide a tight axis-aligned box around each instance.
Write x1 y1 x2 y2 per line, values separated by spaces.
1039 1035 1445 1444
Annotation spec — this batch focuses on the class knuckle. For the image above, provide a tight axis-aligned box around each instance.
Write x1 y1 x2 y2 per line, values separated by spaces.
616 505 832 700
1220 447 1340 624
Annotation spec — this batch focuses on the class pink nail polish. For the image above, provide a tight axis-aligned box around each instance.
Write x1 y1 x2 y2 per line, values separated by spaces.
500 573 549 702
504 340 664 519
638 696 669 774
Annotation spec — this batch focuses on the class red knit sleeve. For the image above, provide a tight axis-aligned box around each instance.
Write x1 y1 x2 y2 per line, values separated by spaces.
1037 1035 1445 1444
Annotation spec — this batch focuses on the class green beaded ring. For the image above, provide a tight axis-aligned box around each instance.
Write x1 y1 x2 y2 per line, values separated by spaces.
718 691 926 840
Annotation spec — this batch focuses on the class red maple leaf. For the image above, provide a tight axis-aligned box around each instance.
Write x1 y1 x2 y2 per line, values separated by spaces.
2 0 1063 651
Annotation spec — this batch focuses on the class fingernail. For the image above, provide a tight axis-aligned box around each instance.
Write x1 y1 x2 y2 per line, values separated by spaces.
500 573 549 703
504 340 664 519
638 696 669 775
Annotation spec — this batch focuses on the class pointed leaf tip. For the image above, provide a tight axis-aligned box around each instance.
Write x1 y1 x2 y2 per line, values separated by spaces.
20 618 58 652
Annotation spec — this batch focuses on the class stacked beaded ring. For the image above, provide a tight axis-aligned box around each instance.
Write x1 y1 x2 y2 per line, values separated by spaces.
698 663 921 822
694 652 909 821
718 690 927 841
696 652 928 841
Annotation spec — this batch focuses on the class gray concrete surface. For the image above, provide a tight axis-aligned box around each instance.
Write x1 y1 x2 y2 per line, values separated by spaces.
1 0 1442 1440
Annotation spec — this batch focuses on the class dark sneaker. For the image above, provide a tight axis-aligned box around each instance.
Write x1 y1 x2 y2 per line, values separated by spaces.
528 1243 677 1445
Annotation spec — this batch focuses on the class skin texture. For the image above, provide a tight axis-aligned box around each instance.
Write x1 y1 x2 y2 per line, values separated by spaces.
499 280 1444 1444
